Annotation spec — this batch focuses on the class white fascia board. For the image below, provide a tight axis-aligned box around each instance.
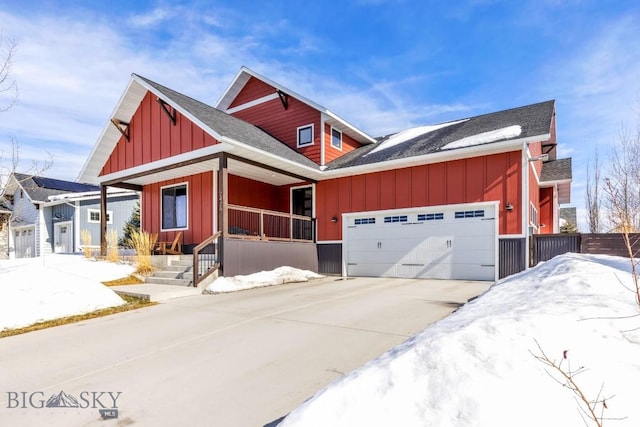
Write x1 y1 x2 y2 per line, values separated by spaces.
324 110 376 144
46 189 138 204
77 76 142 182
540 178 572 186
215 67 251 110
323 135 547 180
218 136 323 179
97 142 232 184
225 93 280 114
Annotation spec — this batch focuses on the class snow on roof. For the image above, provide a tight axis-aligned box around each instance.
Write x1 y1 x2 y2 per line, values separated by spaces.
440 125 522 150
279 253 640 426
367 120 468 156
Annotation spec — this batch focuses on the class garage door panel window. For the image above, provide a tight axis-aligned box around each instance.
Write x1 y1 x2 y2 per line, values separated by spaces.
384 215 408 223
454 210 485 218
417 213 444 221
354 218 375 225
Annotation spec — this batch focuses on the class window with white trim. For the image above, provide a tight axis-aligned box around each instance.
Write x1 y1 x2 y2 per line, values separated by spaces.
297 124 314 147
331 127 342 149
88 209 112 224
162 183 188 230
530 203 538 228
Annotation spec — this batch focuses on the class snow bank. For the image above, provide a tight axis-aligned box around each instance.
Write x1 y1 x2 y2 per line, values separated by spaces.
203 266 323 294
0 255 132 331
280 253 640 427
367 119 468 155
440 125 522 150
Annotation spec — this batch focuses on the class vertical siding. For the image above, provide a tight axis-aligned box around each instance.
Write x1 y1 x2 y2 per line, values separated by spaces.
79 195 139 246
499 238 526 278
316 151 523 241
228 175 290 212
228 77 276 108
539 187 554 234
51 204 76 251
317 243 343 275
142 171 213 245
100 92 220 176
323 123 363 163
231 98 322 164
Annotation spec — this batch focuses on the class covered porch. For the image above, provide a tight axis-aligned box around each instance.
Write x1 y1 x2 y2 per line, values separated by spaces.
98 151 319 284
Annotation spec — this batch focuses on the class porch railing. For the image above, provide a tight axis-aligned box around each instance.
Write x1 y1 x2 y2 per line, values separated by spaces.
193 231 221 287
227 204 314 242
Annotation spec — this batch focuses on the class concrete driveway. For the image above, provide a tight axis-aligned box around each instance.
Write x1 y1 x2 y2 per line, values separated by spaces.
0 276 492 427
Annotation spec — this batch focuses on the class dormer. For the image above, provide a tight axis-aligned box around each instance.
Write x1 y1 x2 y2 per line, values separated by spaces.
216 67 375 166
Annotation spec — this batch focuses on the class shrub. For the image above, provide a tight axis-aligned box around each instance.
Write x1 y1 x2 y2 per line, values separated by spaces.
106 230 119 263
128 230 153 275
80 229 92 258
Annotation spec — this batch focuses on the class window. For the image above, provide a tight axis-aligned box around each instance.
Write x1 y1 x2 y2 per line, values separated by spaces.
88 209 112 224
162 183 188 230
454 210 485 219
384 215 408 223
418 213 444 221
297 124 314 147
530 203 538 227
354 218 376 225
331 127 342 150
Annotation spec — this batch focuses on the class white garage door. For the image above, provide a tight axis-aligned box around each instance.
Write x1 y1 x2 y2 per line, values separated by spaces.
345 204 496 281
14 226 36 258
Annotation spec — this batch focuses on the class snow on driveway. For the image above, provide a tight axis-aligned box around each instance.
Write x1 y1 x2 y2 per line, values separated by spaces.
203 266 323 294
0 255 133 331
280 253 640 427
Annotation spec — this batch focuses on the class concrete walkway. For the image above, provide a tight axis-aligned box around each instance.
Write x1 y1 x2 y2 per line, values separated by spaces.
0 276 492 426
111 283 202 301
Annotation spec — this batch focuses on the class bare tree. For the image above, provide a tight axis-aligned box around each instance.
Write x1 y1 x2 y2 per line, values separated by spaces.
585 149 602 233
0 31 17 112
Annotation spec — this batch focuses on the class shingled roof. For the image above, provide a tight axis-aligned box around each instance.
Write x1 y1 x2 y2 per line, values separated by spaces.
540 158 572 182
135 75 319 170
325 100 555 170
11 173 99 203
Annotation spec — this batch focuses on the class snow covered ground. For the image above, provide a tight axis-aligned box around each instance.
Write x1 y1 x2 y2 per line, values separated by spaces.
0 255 133 331
203 266 323 294
280 253 640 427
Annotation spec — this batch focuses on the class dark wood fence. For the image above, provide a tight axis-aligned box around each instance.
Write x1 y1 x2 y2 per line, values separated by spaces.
531 233 640 266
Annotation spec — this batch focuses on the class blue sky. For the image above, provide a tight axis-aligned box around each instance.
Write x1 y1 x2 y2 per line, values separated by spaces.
1 0 639 228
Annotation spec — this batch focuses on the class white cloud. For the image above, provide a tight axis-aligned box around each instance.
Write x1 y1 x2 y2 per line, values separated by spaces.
128 6 173 27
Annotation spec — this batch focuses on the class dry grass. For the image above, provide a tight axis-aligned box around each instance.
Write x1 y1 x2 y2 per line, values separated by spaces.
106 230 119 263
102 275 144 286
80 229 92 258
129 231 153 275
0 295 156 339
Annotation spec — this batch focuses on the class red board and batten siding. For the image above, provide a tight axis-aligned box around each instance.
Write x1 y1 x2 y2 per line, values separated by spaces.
316 151 523 241
323 123 361 163
231 97 322 164
228 77 276 109
539 186 554 234
228 175 290 213
100 92 219 176
142 171 214 245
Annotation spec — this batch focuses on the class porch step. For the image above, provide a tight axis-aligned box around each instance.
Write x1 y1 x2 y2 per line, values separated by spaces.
145 255 194 287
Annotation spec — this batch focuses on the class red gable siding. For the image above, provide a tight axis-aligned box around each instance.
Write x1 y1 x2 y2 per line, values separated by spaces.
324 123 362 164
141 171 214 245
231 97 322 164
316 151 523 241
100 92 219 176
539 187 554 234
229 76 276 109
228 175 289 212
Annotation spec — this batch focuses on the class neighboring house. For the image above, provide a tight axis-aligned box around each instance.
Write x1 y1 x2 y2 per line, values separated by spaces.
559 207 578 230
2 173 138 258
78 67 572 280
0 197 11 259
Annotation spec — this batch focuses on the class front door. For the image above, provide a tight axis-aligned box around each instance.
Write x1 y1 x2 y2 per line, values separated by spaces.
54 221 73 253
291 186 313 240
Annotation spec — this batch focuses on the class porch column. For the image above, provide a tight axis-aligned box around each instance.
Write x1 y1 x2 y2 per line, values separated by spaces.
217 153 228 274
100 184 107 256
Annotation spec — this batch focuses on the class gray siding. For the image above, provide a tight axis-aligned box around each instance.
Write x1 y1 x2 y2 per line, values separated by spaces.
498 237 526 279
41 207 53 256
79 194 138 246
50 203 76 252
317 243 343 275
223 239 318 277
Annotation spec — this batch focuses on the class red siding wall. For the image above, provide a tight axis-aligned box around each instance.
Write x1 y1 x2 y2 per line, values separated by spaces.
100 92 219 176
231 98 321 164
229 77 276 109
228 175 289 212
316 151 523 240
539 187 554 234
529 165 540 232
324 123 362 164
141 171 214 245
